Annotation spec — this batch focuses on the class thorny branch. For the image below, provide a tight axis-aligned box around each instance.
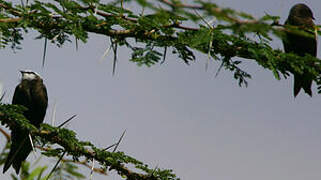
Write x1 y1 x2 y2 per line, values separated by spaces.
0 127 107 175
34 128 160 180
0 102 168 180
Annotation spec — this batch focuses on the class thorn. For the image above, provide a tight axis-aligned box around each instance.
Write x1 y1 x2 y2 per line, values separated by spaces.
193 10 213 29
28 134 36 158
112 45 117 76
193 10 216 72
206 33 214 71
113 129 126 153
160 47 167 65
75 37 78 51
0 31 3 48
0 91 6 102
99 45 111 63
94 3 98 17
57 115 77 128
215 61 224 78
110 38 118 76
140 5 145 16
42 38 47 68
103 143 117 151
46 151 66 180
90 158 95 180
51 100 57 126
20 0 25 7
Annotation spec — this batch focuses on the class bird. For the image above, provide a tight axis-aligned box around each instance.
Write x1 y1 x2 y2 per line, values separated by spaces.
3 70 48 174
282 3 317 97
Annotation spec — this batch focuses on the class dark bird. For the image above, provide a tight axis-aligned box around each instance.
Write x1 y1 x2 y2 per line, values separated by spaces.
282 3 317 97
3 70 48 174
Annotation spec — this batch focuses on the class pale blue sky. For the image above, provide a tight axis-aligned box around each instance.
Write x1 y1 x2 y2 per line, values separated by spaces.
1 0 321 180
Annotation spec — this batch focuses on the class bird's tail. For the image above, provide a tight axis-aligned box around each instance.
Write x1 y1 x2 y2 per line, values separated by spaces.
294 74 312 97
3 130 32 174
3 145 16 173
303 79 313 97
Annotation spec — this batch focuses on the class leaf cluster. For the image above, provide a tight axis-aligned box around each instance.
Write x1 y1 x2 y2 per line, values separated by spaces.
0 0 320 91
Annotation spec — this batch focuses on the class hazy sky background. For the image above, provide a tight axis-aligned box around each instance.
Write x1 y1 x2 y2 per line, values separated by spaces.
1 0 321 180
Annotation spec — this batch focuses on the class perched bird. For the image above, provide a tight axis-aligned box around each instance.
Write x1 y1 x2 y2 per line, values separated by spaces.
3 70 48 174
282 3 317 97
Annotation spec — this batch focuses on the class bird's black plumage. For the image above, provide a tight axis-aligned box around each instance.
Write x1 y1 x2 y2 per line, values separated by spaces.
282 3 317 97
3 71 48 174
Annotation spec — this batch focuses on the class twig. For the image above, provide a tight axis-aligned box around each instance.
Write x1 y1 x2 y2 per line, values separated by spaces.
0 127 10 141
0 17 22 23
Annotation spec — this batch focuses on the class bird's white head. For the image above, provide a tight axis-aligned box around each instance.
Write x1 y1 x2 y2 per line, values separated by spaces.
20 70 41 81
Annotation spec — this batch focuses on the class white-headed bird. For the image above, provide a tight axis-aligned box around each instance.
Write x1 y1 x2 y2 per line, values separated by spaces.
3 70 48 174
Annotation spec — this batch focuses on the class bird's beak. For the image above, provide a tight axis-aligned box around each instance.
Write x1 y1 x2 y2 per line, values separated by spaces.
312 16 315 20
19 70 25 74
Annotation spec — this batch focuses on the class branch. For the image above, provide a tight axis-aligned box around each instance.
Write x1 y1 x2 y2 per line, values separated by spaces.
0 17 22 23
0 127 10 141
0 0 320 89
0 104 178 180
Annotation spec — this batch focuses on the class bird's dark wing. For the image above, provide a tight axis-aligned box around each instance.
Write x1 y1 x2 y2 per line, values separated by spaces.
283 17 316 97
12 83 31 108
29 82 48 126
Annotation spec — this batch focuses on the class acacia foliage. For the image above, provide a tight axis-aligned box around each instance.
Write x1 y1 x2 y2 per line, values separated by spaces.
0 0 320 90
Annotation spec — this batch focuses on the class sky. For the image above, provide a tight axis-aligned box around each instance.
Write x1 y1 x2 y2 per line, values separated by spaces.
1 0 321 180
